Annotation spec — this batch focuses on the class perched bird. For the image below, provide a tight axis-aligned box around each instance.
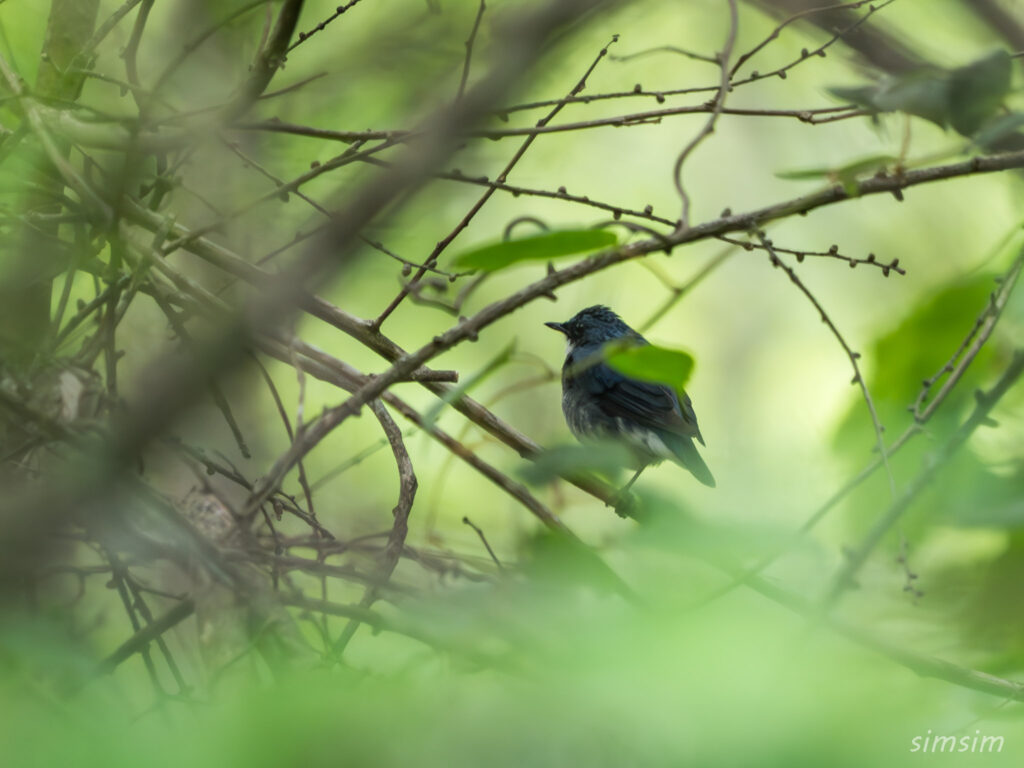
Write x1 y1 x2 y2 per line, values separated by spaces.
545 305 715 494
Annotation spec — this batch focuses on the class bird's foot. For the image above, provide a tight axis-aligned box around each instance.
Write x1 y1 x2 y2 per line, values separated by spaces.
607 490 638 519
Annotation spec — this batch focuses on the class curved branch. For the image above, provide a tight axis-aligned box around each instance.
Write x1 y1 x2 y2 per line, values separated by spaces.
331 400 417 655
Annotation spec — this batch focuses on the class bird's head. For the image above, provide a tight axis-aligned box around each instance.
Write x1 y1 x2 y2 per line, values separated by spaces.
545 305 636 347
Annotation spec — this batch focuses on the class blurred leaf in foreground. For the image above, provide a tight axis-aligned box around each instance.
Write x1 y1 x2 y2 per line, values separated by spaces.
520 441 633 485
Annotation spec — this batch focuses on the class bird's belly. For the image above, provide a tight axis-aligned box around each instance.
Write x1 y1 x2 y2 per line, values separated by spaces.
562 387 673 466
612 420 676 464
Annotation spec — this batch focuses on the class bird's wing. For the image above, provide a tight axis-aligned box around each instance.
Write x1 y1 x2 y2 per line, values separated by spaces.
583 360 704 444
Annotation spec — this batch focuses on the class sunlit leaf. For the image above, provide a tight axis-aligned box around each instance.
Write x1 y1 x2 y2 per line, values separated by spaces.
452 229 617 271
606 343 694 392
949 50 1011 136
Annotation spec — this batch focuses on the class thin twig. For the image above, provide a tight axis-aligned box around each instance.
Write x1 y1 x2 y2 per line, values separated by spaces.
331 400 417 656
673 0 739 229
610 45 718 65
757 230 895 495
914 253 1024 422
288 0 367 53
463 516 503 570
456 2 487 102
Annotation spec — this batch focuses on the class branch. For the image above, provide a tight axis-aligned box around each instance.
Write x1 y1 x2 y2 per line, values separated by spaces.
96 599 196 676
230 0 304 120
237 103 861 145
288 0 366 53
732 0 890 79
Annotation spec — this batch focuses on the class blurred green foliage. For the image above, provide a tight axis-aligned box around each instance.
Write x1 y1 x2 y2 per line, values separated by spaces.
1 0 1024 766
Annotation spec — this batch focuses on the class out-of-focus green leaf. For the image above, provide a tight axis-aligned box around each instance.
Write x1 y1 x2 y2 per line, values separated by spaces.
871 71 950 127
949 50 1011 136
606 343 694 392
520 441 633 485
829 51 1012 135
833 274 1005 469
939 455 1024 529
831 70 949 128
452 229 617 271
972 112 1024 150
828 85 880 112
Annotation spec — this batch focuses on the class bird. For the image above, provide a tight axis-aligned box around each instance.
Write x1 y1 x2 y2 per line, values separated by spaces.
545 305 715 497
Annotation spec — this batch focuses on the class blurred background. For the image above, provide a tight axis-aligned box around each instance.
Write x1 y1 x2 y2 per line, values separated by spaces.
1 0 1023 765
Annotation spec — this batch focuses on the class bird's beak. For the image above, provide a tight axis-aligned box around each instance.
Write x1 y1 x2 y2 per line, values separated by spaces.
544 321 567 334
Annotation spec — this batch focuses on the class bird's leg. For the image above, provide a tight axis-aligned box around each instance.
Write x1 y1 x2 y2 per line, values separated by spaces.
621 467 645 494
608 466 645 517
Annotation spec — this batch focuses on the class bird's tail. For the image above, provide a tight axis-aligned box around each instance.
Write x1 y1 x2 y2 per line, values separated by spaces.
667 434 716 488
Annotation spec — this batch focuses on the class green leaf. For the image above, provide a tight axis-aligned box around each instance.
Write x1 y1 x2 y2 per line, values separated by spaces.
949 50 1011 136
777 155 897 185
775 167 836 181
828 85 881 112
872 71 950 127
520 442 634 486
453 229 617 271
830 52 1012 135
831 70 950 127
606 343 694 392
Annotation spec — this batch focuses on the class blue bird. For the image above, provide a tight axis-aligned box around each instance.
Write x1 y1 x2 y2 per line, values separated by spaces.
545 305 715 495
